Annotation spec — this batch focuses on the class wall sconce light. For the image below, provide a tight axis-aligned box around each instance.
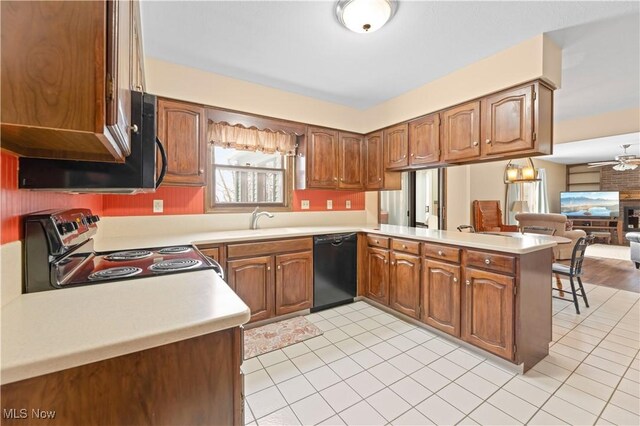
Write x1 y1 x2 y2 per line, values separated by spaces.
504 158 540 184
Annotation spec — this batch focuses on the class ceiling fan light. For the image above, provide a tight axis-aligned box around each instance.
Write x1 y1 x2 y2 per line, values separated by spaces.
337 0 395 34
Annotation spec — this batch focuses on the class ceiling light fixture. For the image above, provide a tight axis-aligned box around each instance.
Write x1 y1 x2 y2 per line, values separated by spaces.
336 0 397 34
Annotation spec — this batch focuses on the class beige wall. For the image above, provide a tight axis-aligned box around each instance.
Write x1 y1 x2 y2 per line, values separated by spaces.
445 165 471 230
554 107 640 144
146 34 562 135
363 34 562 130
463 158 566 218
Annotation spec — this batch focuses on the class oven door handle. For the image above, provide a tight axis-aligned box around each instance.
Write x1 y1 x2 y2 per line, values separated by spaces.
205 256 224 280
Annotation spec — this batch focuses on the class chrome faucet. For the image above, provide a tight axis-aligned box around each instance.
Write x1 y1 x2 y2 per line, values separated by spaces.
250 207 274 230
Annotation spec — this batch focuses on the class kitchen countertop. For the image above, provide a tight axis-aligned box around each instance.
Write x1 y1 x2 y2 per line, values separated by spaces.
2 224 555 385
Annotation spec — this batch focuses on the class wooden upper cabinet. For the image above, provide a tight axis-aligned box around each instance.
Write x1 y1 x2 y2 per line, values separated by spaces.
365 132 384 189
409 113 441 166
307 127 338 188
0 0 138 162
442 101 481 162
384 124 409 169
275 251 313 316
157 98 207 186
389 252 421 318
337 132 364 189
422 259 461 336
366 247 390 305
227 256 275 323
482 85 534 156
461 268 515 360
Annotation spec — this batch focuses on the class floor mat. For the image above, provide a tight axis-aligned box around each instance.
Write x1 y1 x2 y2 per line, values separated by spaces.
244 316 323 359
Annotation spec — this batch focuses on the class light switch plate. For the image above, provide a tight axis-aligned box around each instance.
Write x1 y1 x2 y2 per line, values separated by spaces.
153 199 164 213
346 200 351 209
301 200 310 210
327 200 333 210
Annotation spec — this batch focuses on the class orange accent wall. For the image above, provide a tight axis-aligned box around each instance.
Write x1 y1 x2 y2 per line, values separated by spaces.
0 151 104 245
293 190 365 211
1 150 366 244
103 186 205 216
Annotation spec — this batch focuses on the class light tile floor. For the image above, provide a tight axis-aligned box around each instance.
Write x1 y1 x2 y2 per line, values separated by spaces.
243 283 640 425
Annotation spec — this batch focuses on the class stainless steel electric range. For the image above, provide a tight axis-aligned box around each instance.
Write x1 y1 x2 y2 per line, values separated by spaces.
23 209 223 293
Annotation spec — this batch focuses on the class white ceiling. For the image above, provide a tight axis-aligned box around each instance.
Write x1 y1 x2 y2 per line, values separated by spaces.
541 132 640 164
141 1 639 119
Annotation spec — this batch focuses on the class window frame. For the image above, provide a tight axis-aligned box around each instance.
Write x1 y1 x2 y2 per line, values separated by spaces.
205 143 294 213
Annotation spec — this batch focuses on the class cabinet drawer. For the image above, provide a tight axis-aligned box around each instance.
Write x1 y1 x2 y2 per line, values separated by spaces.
367 235 390 249
392 238 421 255
423 243 461 263
466 250 516 274
227 238 313 259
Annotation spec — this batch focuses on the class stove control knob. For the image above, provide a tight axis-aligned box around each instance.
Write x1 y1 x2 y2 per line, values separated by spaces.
88 215 100 224
56 222 75 235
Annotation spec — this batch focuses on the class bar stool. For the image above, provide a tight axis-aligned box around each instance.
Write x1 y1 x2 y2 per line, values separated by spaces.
551 236 592 314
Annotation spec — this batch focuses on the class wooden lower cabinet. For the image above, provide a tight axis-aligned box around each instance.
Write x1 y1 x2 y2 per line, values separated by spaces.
275 251 313 315
389 252 420 318
0 328 243 426
461 267 515 360
365 247 390 305
422 259 461 336
227 256 275 323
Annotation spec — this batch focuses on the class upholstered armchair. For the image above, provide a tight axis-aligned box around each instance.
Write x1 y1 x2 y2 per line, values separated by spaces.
627 232 640 269
515 213 587 260
472 200 519 233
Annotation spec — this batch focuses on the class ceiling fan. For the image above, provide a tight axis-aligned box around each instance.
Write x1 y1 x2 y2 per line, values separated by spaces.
588 144 640 171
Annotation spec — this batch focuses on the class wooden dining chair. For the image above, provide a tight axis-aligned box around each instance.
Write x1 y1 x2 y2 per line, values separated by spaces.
551 236 592 314
522 226 556 236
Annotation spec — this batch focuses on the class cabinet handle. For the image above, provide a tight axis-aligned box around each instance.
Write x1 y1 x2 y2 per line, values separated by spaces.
134 85 143 91
437 250 444 256
465 280 470 286
411 153 414 157
129 124 139 133
334 177 338 181
375 240 379 244
277 265 281 270
402 244 407 249
486 139 491 144
473 141 479 147
384 259 388 264
391 261 395 265
199 169 204 174
453 277 458 283
378 178 382 181
267 266 271 271
484 258 491 265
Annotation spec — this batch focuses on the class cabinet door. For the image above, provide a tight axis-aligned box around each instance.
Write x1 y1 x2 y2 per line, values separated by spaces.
366 247 390 305
338 132 364 189
365 132 384 189
105 0 133 157
384 124 409 169
307 127 338 188
461 268 515 360
390 252 421 318
442 101 481 162
275 251 313 315
422 259 460 336
130 0 145 91
157 99 207 186
482 85 534 156
227 256 274 323
409 113 440 166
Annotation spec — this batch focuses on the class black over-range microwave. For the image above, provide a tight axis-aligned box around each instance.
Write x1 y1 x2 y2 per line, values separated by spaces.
18 91 167 194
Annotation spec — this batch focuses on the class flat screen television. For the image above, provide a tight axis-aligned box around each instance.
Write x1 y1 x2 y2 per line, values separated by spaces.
560 191 620 218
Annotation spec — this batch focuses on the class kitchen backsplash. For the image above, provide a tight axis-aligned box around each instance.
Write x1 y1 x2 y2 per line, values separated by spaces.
1 151 365 244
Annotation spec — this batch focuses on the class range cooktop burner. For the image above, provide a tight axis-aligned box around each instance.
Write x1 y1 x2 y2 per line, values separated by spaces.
104 250 153 261
148 258 202 272
157 246 192 255
88 267 143 280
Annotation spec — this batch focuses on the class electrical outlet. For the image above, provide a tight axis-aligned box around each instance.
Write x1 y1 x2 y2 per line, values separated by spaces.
346 200 351 209
153 199 164 213
327 200 333 210
301 200 310 210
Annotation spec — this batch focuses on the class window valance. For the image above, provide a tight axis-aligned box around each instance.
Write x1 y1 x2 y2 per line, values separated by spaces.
208 121 297 154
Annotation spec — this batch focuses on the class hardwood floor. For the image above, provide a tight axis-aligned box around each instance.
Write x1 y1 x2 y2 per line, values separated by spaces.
560 256 639 293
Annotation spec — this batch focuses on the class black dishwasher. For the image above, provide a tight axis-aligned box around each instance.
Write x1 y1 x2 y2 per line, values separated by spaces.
313 233 357 311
